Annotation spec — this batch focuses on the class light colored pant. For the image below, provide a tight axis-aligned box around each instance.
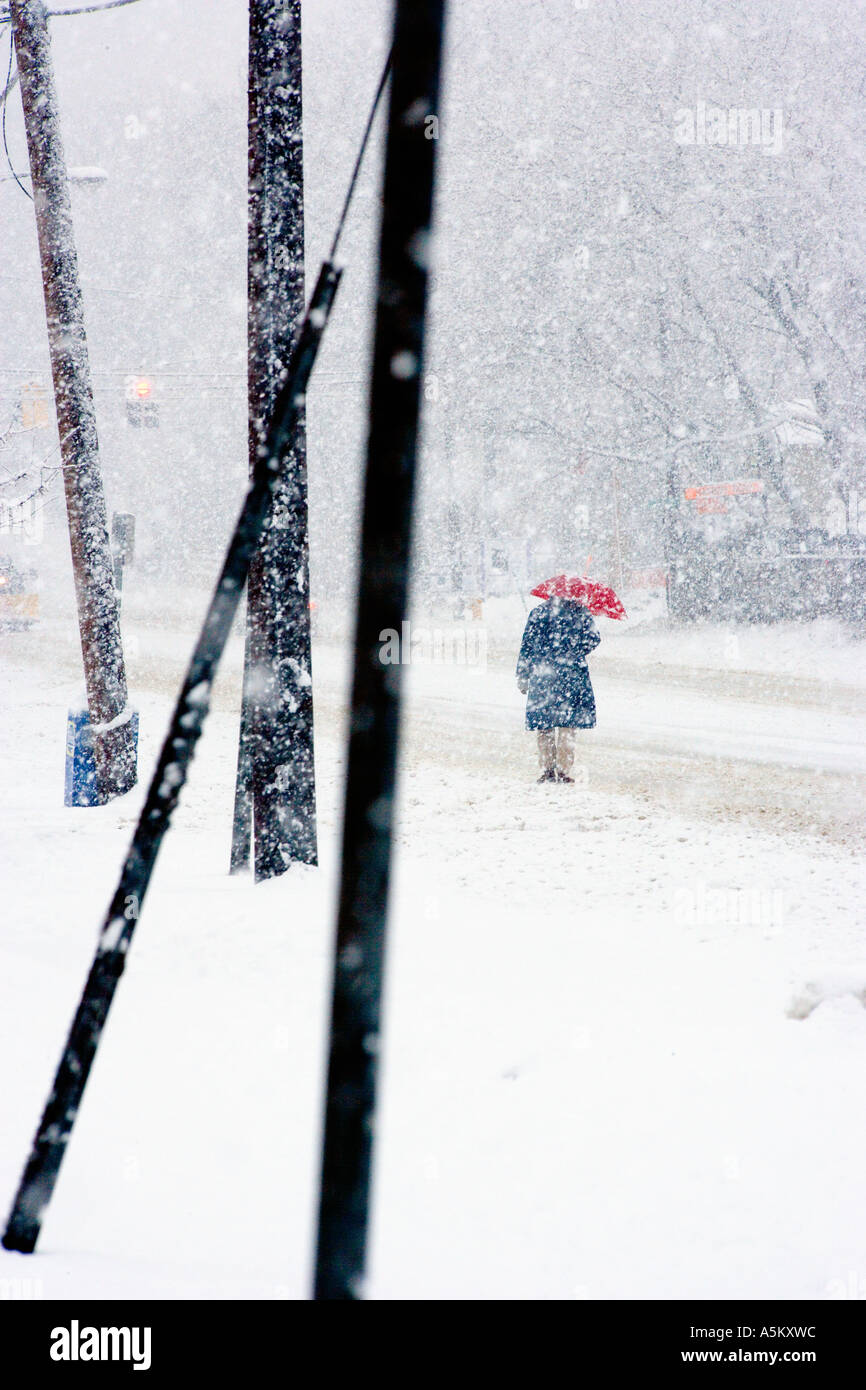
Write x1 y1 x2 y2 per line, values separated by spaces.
537 728 576 775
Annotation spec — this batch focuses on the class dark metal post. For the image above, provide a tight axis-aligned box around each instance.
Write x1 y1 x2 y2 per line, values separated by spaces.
232 0 316 878
10 0 135 799
313 0 447 1301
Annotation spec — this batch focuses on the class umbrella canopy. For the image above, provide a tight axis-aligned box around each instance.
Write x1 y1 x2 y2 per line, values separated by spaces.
531 574 627 620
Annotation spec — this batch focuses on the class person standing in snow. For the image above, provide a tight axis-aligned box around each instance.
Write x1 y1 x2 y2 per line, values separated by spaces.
516 596 601 783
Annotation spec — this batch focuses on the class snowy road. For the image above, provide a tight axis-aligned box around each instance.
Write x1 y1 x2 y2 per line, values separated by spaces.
399 656 866 773
1 600 864 1298
7 603 865 867
321 643 866 845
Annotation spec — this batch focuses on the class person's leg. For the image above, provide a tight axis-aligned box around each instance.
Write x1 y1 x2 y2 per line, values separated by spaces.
537 730 556 775
556 728 576 777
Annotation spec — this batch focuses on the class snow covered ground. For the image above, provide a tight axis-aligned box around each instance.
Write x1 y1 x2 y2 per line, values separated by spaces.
1 589 864 1299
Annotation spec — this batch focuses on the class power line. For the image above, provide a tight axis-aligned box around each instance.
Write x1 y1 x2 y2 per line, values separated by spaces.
47 1 142 12
0 48 17 104
2 31 30 200
329 45 393 261
0 2 143 17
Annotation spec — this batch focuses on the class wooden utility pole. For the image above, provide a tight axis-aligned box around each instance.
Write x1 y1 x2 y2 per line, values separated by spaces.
10 0 135 799
231 0 315 878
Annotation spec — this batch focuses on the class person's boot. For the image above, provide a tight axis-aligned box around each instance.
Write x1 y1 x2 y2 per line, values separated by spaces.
537 768 556 783
556 771 574 783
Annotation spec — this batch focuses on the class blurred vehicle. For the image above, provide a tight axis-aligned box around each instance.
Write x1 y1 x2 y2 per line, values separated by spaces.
664 466 866 624
0 554 40 629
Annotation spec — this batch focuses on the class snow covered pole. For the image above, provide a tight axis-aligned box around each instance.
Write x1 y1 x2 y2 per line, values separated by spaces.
313 0 447 1300
9 0 135 800
232 0 317 879
1 260 342 1257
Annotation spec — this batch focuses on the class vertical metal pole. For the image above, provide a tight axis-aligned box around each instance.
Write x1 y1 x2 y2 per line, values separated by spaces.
113 556 123 615
233 0 316 877
10 0 135 799
313 0 447 1301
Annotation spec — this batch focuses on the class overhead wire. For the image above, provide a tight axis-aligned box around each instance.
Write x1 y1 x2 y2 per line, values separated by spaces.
46 1 143 13
0 2 143 18
329 45 393 261
1 30 30 199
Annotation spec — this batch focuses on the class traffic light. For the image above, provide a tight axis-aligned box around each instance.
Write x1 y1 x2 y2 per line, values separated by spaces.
125 376 159 427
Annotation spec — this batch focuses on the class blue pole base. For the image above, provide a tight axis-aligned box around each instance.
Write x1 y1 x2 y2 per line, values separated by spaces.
64 708 139 807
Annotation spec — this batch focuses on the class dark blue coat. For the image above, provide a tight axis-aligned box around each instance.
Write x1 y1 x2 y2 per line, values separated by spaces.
516 599 601 731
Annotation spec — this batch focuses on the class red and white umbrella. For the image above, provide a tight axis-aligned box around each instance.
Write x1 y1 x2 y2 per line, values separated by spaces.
530 573 627 620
